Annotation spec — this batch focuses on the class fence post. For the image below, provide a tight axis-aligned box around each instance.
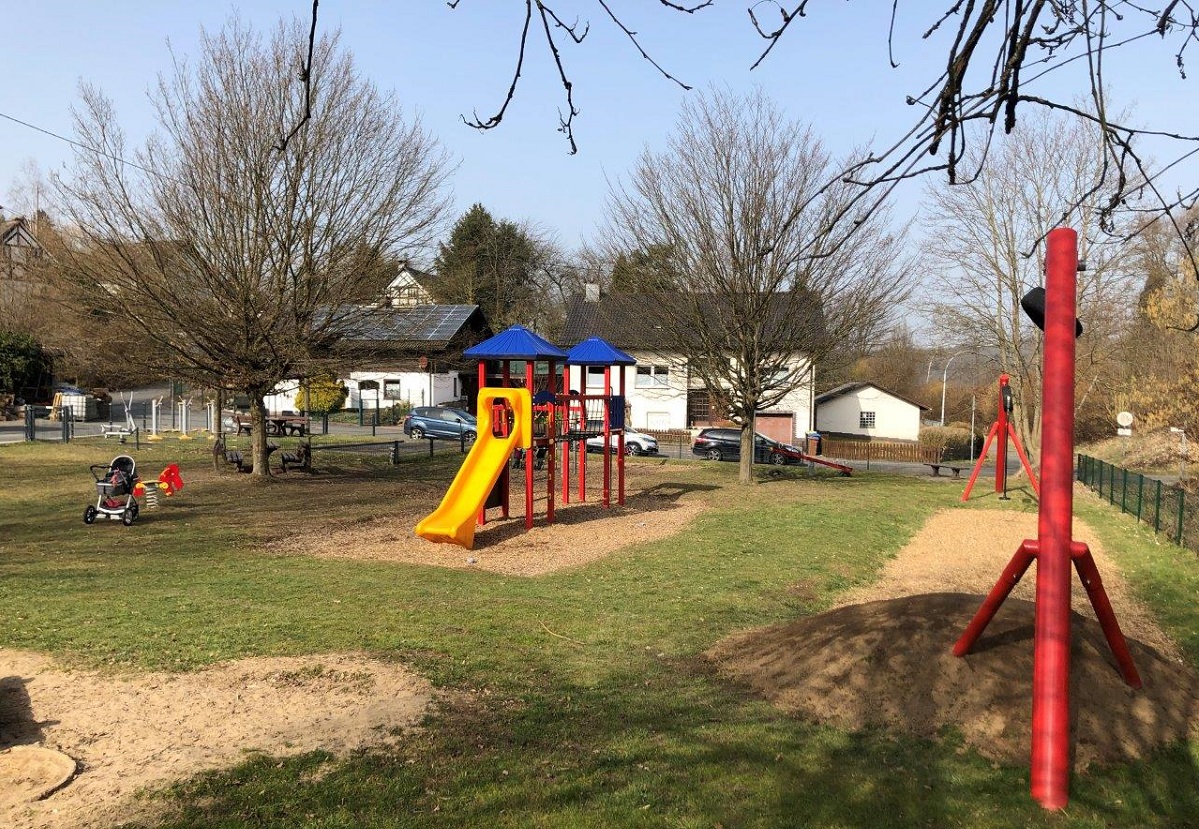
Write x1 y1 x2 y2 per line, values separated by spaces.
1120 468 1128 513
1154 480 1162 534
1136 474 1144 522
391 441 400 465
60 407 71 442
1177 489 1185 546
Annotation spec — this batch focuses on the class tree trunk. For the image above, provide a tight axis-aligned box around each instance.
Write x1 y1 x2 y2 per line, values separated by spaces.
738 418 756 485
249 390 271 479
211 389 225 471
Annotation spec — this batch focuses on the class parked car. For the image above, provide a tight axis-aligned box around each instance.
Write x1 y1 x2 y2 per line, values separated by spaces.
691 427 805 465
585 428 659 456
403 406 477 441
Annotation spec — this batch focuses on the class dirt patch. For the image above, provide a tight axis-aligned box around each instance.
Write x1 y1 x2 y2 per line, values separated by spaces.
707 507 1199 767
1 652 433 829
273 459 714 576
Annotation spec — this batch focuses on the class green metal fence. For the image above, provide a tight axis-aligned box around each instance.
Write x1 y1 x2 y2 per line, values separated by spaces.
1076 454 1187 548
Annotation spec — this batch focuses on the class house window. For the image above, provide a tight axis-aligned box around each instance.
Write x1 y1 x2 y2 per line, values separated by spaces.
585 366 606 390
383 380 402 400
636 365 670 388
859 411 876 429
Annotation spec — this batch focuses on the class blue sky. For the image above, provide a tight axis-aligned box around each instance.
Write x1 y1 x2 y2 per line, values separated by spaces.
2 2 1195 256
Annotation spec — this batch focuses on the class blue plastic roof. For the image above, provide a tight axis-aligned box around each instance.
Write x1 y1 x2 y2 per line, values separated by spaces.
463 325 569 360
565 337 637 366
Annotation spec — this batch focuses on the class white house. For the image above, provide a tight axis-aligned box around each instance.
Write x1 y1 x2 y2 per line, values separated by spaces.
561 288 816 442
263 303 491 414
377 262 435 308
814 382 928 442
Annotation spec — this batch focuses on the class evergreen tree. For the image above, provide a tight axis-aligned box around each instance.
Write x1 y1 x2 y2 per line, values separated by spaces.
432 204 540 328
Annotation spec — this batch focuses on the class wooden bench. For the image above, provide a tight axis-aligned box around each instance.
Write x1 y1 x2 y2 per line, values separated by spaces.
233 414 252 435
925 462 966 478
225 449 251 473
213 437 277 473
280 443 311 472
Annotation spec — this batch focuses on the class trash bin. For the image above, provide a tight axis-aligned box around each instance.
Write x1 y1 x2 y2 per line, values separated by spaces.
805 431 822 455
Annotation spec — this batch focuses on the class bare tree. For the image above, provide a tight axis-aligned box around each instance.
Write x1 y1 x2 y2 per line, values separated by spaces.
604 87 914 484
421 2 1199 279
51 16 451 476
922 109 1140 459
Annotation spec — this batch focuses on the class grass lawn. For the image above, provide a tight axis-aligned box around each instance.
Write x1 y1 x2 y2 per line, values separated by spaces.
2 438 1198 828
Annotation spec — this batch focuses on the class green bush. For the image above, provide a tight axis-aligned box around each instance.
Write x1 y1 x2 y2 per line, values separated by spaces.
920 424 978 461
296 374 348 414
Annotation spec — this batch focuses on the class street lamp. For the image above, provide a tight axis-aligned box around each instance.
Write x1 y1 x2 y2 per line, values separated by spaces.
940 350 969 426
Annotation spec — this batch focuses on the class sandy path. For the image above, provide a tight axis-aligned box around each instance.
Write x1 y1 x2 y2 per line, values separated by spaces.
1 653 432 829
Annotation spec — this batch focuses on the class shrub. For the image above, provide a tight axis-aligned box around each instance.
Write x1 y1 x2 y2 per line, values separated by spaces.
920 425 978 461
297 374 348 414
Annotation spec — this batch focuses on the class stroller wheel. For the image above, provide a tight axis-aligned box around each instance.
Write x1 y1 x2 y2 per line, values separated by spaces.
121 509 136 527
130 503 140 520
83 505 98 525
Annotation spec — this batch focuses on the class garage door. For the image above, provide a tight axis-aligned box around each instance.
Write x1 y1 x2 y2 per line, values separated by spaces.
756 412 794 443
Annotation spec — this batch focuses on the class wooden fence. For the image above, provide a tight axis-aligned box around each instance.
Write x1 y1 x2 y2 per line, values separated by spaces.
642 429 696 459
821 437 942 464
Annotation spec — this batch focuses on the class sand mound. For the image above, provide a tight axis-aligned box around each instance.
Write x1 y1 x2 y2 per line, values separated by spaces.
706 505 1199 767
707 593 1199 767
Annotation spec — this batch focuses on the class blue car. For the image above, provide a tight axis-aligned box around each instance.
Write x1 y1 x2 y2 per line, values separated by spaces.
402 406 477 441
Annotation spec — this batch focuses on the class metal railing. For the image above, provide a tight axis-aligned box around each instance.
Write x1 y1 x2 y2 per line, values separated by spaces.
1076 454 1186 548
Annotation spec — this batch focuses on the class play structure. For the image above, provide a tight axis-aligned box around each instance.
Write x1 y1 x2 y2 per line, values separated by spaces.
960 373 1039 500
415 328 636 550
953 228 1141 810
84 455 184 526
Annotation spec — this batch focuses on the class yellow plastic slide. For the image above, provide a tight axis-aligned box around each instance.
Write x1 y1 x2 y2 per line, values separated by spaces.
414 387 532 549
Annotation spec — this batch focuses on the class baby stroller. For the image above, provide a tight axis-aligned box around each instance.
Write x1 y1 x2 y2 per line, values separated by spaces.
84 455 142 527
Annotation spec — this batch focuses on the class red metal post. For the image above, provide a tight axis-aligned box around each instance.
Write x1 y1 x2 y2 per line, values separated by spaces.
1007 422 1041 498
953 540 1038 656
996 375 1010 495
602 367 612 507
562 367 573 504
477 360 490 526
525 360 535 530
618 364 627 505
578 395 587 502
1029 227 1078 810
546 360 556 524
1071 542 1142 688
960 422 1000 502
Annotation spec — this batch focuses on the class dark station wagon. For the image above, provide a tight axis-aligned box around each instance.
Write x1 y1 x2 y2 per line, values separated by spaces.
691 427 805 465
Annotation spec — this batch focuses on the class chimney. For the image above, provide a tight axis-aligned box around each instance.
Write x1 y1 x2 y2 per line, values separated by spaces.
584 281 600 302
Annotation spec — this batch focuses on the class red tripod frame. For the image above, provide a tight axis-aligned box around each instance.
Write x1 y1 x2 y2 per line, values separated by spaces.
952 228 1141 810
961 374 1040 501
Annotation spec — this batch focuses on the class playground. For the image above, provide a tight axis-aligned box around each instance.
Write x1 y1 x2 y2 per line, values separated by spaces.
5 231 1199 826
2 435 1199 827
